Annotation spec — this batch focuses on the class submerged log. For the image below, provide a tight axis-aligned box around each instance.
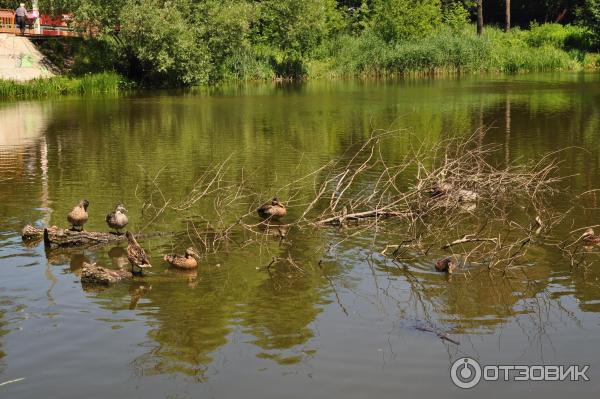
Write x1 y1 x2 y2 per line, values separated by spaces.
81 262 133 285
21 225 169 248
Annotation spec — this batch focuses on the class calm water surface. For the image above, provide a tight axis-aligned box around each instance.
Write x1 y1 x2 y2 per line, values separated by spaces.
1 73 600 398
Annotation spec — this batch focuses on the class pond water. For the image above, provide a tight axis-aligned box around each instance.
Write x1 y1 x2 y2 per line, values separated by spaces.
1 73 600 398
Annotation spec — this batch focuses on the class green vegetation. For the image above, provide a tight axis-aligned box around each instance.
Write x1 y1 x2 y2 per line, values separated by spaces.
0 72 127 99
1 0 599 87
318 23 595 77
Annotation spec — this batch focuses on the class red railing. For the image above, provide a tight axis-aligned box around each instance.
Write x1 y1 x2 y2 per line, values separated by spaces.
0 9 78 36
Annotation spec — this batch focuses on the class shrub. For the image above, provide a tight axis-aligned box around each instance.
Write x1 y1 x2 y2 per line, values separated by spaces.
119 0 210 86
526 23 593 51
372 0 443 42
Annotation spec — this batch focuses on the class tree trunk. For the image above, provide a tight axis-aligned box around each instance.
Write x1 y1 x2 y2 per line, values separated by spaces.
555 8 568 23
477 0 484 36
505 0 511 32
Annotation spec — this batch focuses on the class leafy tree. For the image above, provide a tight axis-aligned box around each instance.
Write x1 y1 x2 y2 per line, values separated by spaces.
577 0 600 46
193 0 257 81
372 0 443 42
443 1 470 31
252 0 342 75
119 0 210 85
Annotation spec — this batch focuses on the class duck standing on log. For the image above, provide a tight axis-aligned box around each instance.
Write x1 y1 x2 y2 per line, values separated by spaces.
257 198 287 220
126 231 152 275
106 203 129 235
67 199 89 231
164 247 200 270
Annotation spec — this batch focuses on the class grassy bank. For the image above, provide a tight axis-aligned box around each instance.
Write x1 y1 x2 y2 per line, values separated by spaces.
307 24 600 78
0 72 129 100
2 23 599 99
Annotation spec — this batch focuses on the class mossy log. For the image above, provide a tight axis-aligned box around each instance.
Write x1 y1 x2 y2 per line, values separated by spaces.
21 225 168 248
22 225 126 248
81 262 133 285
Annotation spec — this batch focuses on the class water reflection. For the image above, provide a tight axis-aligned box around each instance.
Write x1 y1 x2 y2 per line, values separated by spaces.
1 75 600 396
0 101 52 226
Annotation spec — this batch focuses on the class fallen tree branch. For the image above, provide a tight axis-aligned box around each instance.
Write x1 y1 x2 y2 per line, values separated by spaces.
314 209 413 226
441 235 499 250
80 262 133 285
22 225 170 248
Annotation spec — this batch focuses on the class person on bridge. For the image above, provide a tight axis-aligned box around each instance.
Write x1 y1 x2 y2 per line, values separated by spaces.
15 3 27 35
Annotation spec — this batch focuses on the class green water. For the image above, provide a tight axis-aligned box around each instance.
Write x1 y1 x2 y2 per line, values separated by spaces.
1 73 600 398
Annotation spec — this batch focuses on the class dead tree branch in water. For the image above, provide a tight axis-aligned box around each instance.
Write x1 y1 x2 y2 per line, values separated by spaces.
123 130 566 275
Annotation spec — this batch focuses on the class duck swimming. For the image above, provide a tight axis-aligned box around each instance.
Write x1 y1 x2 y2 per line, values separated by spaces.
435 257 457 274
581 228 600 245
164 247 200 270
67 199 89 231
106 203 128 235
257 198 287 220
126 231 152 275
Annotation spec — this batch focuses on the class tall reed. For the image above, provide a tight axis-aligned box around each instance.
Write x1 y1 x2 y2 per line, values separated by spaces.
0 72 128 99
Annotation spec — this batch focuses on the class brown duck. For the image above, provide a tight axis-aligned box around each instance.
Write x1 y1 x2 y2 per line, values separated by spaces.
106 203 129 234
581 228 600 245
257 197 287 220
67 199 89 231
164 247 200 270
435 257 457 274
126 231 152 275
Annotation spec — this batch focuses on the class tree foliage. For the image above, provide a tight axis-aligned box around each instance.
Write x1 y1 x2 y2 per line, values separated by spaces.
1 0 598 84
372 0 443 42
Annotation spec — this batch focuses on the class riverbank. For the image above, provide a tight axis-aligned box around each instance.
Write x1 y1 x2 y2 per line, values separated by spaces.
0 72 127 99
1 23 598 100
309 25 600 79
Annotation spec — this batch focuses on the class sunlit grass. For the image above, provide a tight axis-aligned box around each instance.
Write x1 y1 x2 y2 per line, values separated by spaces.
0 72 130 99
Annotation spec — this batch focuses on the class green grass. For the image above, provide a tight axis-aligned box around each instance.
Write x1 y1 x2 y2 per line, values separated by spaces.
311 24 599 78
0 72 130 99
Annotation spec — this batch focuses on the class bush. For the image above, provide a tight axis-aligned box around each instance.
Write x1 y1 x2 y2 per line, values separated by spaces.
443 1 470 32
119 0 210 86
576 0 600 49
372 0 443 42
525 23 592 51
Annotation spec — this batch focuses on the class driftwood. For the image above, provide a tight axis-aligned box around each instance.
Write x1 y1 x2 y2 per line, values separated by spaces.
80 262 133 285
314 210 412 226
441 235 499 250
21 225 169 248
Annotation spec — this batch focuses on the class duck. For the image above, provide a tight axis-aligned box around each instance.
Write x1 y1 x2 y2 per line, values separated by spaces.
435 257 457 274
125 231 152 275
429 182 454 198
429 182 478 203
257 197 287 220
163 247 200 270
67 199 89 231
581 228 600 245
106 203 129 234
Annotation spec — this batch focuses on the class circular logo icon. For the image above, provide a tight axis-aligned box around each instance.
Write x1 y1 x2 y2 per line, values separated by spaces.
450 357 482 389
